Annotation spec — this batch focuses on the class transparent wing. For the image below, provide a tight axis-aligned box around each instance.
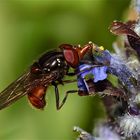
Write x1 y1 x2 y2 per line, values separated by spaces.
0 71 31 110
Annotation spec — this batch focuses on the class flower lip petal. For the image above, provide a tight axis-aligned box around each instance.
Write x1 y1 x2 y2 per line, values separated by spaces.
93 66 108 83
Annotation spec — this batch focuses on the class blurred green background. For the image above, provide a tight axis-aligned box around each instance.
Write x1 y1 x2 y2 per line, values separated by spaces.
0 0 130 140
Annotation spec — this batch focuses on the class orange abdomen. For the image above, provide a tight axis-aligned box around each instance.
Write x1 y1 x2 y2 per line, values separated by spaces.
27 86 47 109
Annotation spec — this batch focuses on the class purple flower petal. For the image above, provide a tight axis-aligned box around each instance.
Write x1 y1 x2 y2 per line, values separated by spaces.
92 66 108 83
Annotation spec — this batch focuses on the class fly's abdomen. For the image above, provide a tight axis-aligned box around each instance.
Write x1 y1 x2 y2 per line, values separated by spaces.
27 85 47 109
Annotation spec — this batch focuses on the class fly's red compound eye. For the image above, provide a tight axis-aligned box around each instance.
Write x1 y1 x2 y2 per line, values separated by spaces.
60 44 91 68
59 44 79 68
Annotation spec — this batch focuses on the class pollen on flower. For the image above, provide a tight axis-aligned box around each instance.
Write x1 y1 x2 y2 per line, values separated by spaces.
99 46 104 51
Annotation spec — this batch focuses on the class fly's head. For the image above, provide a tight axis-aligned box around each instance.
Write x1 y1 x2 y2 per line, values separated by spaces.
59 43 92 68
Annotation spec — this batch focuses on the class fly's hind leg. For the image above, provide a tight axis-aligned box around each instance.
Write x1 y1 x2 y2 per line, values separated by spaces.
52 82 77 110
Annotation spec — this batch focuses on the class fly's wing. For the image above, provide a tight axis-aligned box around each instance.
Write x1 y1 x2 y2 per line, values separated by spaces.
0 70 59 110
0 71 31 110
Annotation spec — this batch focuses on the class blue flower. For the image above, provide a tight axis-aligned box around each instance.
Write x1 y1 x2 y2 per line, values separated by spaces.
77 64 108 92
93 48 136 93
92 66 108 82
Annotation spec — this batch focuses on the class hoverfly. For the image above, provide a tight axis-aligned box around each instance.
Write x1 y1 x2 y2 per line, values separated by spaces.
0 44 91 110
0 42 130 111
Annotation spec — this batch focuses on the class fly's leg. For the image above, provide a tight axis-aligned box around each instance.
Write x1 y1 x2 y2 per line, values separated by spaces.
52 82 77 110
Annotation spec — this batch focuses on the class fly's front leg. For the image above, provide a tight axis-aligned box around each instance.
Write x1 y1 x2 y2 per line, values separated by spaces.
52 82 77 110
